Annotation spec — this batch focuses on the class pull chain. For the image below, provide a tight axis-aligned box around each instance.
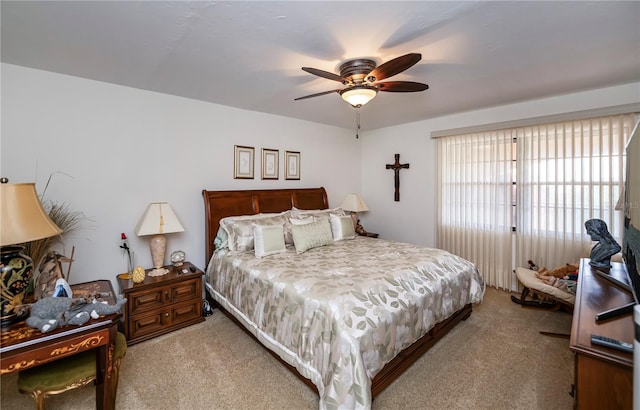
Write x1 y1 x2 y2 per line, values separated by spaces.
355 108 361 139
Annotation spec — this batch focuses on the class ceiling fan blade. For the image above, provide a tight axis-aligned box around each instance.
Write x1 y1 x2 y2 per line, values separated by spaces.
377 81 429 92
368 53 422 81
294 89 341 101
301 67 344 82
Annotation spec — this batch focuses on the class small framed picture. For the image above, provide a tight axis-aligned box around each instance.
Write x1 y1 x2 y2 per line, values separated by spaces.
261 148 279 180
234 145 254 179
285 151 301 180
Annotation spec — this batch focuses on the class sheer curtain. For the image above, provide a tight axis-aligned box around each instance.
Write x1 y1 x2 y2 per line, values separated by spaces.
436 131 514 290
437 113 636 290
516 114 636 272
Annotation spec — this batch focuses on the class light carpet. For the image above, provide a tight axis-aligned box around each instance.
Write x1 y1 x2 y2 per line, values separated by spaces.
1 287 574 409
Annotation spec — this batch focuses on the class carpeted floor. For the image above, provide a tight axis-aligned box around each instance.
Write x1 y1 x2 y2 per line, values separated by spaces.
1 287 574 409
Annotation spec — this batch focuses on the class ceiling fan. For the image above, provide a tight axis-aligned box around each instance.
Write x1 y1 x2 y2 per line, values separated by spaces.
295 53 429 108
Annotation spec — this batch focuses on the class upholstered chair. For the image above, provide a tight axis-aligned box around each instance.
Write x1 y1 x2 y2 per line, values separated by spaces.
17 332 127 410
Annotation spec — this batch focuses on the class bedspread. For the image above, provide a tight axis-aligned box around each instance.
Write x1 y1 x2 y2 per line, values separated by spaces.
205 237 484 410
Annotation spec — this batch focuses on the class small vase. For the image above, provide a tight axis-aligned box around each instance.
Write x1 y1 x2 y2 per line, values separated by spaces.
119 251 135 280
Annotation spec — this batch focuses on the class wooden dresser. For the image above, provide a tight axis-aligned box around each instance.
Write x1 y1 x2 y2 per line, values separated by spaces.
117 262 204 345
570 258 633 409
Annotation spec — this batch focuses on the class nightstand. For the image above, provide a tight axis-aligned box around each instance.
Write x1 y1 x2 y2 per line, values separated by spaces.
117 262 204 345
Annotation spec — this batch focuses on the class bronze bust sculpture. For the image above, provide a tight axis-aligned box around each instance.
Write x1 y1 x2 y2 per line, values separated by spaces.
585 218 621 268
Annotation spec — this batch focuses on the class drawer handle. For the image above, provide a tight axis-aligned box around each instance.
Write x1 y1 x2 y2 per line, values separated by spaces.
165 291 170 301
165 312 169 317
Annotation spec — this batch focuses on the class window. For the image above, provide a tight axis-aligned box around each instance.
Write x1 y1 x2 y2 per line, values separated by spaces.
437 114 636 290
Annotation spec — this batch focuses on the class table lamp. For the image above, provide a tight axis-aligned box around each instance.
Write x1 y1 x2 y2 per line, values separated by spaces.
0 179 63 326
135 202 184 276
340 193 370 235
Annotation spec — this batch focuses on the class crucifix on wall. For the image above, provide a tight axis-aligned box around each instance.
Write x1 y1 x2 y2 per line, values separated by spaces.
385 153 410 201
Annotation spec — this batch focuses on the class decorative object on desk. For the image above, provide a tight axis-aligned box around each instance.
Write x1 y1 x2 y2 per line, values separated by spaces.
340 193 370 235
118 233 134 279
20 172 85 275
385 153 410 201
135 202 184 276
234 145 255 179
33 250 74 300
132 266 146 283
585 218 621 268
170 250 185 267
0 180 63 327
52 278 73 297
24 295 127 333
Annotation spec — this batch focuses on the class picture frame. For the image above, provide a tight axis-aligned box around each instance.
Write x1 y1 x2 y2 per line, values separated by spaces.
261 148 279 180
285 151 301 180
234 145 254 179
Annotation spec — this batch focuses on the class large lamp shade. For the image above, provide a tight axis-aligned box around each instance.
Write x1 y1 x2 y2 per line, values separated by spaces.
340 193 370 235
0 181 62 326
340 193 370 212
1 183 62 246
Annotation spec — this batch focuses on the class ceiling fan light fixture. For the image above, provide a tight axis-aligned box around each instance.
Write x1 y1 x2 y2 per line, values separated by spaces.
340 85 378 107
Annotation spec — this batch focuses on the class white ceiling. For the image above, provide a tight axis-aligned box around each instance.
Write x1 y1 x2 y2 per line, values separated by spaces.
2 1 639 131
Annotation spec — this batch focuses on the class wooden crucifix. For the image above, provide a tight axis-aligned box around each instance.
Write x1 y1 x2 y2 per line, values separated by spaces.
385 153 410 201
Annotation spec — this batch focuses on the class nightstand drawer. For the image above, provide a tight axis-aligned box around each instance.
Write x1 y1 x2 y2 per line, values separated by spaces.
128 299 202 342
170 278 200 304
129 310 165 340
127 277 200 315
129 288 165 315
171 299 201 324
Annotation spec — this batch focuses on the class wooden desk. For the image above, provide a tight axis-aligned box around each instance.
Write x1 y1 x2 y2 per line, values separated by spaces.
0 280 122 410
570 259 633 409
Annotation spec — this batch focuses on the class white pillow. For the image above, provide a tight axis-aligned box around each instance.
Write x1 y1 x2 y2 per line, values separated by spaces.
213 226 228 250
291 207 346 221
220 211 291 251
329 214 356 241
253 224 286 258
289 216 314 225
290 219 333 254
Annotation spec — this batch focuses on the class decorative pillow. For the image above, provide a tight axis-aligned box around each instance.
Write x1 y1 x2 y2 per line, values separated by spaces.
220 211 291 251
213 226 228 250
289 216 314 225
291 207 346 221
253 224 287 258
329 214 356 241
291 218 333 254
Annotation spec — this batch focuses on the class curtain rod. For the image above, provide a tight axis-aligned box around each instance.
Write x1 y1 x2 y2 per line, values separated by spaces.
430 103 640 139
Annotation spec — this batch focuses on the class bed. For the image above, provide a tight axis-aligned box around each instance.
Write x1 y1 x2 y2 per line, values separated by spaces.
202 187 485 409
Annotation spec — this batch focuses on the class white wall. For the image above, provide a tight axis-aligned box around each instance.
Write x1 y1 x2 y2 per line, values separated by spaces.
1 64 361 290
3 63 639 292
360 82 640 247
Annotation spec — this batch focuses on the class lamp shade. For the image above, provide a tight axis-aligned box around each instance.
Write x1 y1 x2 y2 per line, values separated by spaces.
0 182 62 246
340 86 377 107
135 202 184 236
1 181 63 326
340 193 370 213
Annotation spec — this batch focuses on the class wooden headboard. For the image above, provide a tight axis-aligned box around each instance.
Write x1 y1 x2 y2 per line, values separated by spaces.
202 187 329 264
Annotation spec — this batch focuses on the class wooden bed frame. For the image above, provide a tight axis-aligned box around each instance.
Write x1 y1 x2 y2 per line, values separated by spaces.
202 187 473 398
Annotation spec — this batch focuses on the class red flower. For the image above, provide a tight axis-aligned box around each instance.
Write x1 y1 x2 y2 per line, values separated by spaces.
120 233 132 271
